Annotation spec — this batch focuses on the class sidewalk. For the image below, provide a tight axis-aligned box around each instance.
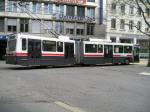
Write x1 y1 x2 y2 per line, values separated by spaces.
133 59 148 65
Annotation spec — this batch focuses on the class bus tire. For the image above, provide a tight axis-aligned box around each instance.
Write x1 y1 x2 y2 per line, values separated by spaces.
113 62 118 65
39 65 49 68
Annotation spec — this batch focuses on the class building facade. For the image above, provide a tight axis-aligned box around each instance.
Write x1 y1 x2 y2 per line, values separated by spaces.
0 0 103 59
0 0 102 37
106 0 149 58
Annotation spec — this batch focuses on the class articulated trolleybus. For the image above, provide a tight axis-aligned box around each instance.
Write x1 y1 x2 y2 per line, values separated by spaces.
6 33 139 67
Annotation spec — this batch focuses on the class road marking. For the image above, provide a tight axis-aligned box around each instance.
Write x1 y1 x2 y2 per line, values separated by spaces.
54 101 84 112
138 72 150 76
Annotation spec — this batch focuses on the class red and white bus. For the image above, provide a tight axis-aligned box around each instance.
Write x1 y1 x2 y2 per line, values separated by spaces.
6 33 139 67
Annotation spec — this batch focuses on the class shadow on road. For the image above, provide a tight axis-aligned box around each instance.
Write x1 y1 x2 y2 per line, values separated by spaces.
0 64 134 71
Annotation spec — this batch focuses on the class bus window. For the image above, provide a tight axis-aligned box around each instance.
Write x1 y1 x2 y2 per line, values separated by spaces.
114 45 123 53
42 40 56 52
85 44 97 53
8 39 16 51
57 41 63 52
98 44 103 53
9 35 16 40
22 38 26 51
124 46 132 53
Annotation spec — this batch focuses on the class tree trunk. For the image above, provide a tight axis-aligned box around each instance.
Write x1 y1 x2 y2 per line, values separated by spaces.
147 37 150 67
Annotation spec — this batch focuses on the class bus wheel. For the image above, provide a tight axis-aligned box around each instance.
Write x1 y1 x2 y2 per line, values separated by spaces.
114 63 118 65
80 63 85 66
40 66 49 68
125 59 129 65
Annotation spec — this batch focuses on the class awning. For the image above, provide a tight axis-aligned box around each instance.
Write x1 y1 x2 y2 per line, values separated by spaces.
0 35 8 40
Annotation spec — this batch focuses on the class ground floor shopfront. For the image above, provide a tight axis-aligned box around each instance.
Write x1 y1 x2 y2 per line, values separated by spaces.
106 33 149 58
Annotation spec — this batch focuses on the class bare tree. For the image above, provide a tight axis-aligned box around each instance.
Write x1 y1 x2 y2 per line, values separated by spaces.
108 0 150 66
134 0 150 66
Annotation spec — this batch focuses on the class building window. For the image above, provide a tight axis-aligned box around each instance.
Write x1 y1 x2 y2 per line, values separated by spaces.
42 21 53 33
129 20 134 31
110 37 116 42
77 6 85 17
137 21 142 30
0 18 4 32
87 24 95 35
120 39 133 43
66 5 75 17
129 6 134 15
76 23 84 35
20 19 29 32
0 1 5 12
120 4 125 14
120 19 125 30
55 5 64 16
146 8 150 16
32 2 41 14
87 7 95 18
99 0 103 24
44 3 53 15
7 1 17 12
77 29 84 35
7 19 17 32
55 22 64 34
137 40 149 49
66 23 75 35
138 8 142 16
19 2 29 13
111 3 116 13
32 20 41 33
145 24 149 32
111 19 116 29
145 28 149 32
66 29 74 35
87 0 95 2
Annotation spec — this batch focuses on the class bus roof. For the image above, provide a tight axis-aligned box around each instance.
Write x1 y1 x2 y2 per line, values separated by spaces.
13 33 75 42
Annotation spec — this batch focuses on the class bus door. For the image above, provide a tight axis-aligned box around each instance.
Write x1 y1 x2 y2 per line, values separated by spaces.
65 43 74 60
28 39 41 65
134 46 140 62
104 45 113 63
75 41 83 64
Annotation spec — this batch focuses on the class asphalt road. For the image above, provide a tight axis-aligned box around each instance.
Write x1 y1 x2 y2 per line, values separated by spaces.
0 61 150 112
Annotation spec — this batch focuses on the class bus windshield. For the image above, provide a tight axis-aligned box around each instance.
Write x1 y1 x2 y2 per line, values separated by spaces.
8 39 16 51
